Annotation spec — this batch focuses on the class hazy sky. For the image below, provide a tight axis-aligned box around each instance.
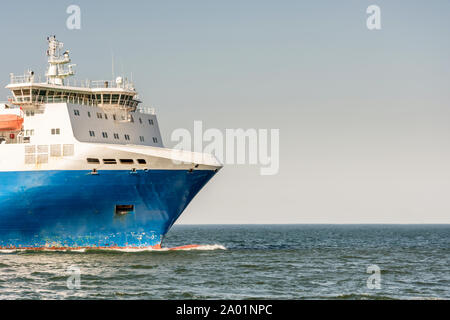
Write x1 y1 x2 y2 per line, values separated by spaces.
1 1 449 223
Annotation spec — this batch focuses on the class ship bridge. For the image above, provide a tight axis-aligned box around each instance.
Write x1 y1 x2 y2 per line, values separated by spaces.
6 36 141 113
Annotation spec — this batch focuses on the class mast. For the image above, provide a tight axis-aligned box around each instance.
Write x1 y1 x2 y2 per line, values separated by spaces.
45 35 76 85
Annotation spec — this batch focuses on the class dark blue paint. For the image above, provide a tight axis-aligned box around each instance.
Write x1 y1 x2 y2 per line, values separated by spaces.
0 169 216 248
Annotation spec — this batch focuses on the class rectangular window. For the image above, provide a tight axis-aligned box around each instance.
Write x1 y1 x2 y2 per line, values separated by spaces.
137 159 147 164
51 128 61 135
139 136 145 142
89 130 95 137
148 119 154 125
113 133 119 140
115 205 134 215
119 159 134 164
103 94 111 104
87 158 100 164
104 114 108 120
139 118 143 124
87 111 91 118
102 132 108 138
103 159 117 164
74 109 80 116
97 112 102 119
124 134 130 141
111 95 120 104
152 137 158 143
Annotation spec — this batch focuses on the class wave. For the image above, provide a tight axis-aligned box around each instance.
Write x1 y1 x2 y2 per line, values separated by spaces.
95 244 227 252
329 293 396 300
0 244 226 254
0 248 87 254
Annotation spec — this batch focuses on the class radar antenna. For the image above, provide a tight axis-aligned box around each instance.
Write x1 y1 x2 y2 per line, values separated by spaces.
45 35 76 85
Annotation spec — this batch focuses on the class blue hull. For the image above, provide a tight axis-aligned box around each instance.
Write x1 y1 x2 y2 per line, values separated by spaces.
0 170 216 249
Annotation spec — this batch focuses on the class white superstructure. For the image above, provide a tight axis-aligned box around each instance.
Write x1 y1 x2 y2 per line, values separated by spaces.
0 36 221 173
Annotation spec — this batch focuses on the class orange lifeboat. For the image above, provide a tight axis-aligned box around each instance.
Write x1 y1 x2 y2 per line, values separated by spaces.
0 105 24 131
0 114 24 131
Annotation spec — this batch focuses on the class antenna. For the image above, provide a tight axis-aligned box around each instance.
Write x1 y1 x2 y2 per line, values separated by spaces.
111 52 115 81
45 36 75 85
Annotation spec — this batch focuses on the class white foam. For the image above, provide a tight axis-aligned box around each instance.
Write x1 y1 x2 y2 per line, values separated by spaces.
0 244 226 253
174 244 227 251
1 248 86 253
92 244 227 252
0 249 18 254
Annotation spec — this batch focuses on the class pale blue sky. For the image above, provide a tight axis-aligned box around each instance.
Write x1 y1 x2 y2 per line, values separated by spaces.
1 1 450 223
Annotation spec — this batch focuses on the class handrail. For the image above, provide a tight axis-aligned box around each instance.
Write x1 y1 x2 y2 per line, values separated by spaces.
9 74 135 91
7 94 142 110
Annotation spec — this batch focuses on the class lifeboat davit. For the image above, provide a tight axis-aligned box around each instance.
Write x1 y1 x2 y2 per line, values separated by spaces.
0 115 24 131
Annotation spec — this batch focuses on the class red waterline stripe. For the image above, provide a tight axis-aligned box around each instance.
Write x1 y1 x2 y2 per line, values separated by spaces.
0 244 162 251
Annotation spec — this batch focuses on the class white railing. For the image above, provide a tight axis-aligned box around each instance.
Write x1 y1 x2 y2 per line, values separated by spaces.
90 80 135 90
9 73 135 91
9 74 42 84
8 95 142 112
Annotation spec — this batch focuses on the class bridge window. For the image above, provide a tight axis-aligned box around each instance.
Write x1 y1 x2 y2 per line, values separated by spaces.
103 94 111 104
111 95 119 104
103 159 117 164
